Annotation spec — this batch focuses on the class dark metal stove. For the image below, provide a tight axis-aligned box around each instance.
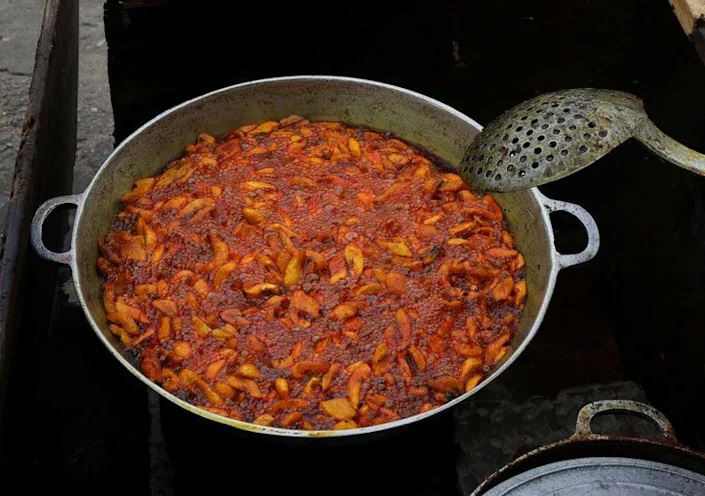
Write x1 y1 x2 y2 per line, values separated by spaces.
2 1 704 495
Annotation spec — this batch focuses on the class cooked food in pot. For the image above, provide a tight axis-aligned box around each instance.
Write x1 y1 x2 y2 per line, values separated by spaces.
97 115 526 430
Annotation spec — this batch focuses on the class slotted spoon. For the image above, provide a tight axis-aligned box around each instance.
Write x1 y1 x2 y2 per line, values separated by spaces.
460 88 705 191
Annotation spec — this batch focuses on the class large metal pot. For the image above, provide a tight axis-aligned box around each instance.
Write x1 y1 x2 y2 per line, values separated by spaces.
472 400 705 495
30 76 599 437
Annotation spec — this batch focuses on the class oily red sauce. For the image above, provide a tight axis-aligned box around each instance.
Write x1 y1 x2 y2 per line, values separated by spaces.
98 116 526 430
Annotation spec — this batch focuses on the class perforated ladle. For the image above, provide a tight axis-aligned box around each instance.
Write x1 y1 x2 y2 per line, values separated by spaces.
460 88 705 192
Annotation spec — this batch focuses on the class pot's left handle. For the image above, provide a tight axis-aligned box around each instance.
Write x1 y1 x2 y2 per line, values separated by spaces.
537 191 600 269
31 194 84 266
572 400 677 442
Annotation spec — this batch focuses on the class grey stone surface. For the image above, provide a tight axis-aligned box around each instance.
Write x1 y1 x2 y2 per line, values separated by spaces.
0 0 113 238
0 0 44 76
0 0 44 235
75 0 113 193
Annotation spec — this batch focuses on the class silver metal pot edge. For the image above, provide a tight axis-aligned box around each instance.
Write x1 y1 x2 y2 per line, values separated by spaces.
470 400 705 495
30 75 600 438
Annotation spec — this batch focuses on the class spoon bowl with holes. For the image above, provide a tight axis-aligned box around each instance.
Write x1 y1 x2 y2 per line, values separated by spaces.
460 88 705 192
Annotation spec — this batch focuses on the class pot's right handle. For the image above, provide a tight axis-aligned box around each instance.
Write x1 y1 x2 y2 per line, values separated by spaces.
573 400 677 442
30 194 83 266
536 191 600 269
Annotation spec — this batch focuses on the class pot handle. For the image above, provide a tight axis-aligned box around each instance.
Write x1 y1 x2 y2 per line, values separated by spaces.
537 191 600 269
572 400 677 442
30 194 83 266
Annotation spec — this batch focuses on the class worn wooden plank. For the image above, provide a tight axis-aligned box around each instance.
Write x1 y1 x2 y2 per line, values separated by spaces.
670 0 705 34
0 0 77 467
670 0 705 63
0 2 150 491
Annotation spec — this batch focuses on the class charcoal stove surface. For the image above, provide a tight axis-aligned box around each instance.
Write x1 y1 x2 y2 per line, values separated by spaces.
5 1 705 495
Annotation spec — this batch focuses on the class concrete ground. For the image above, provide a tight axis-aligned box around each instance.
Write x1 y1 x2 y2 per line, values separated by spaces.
0 0 113 236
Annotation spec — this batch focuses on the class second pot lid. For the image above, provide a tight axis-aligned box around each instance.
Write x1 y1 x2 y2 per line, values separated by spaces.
481 456 705 495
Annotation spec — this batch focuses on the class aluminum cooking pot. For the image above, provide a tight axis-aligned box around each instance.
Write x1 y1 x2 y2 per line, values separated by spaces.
30 76 600 437
472 400 705 495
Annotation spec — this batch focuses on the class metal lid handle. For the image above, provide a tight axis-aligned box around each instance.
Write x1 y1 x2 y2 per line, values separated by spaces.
573 400 676 441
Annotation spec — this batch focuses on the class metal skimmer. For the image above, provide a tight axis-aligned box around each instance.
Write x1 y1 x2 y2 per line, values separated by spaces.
460 88 705 191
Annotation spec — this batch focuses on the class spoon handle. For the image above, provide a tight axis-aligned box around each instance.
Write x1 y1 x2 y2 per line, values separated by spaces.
633 118 705 175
